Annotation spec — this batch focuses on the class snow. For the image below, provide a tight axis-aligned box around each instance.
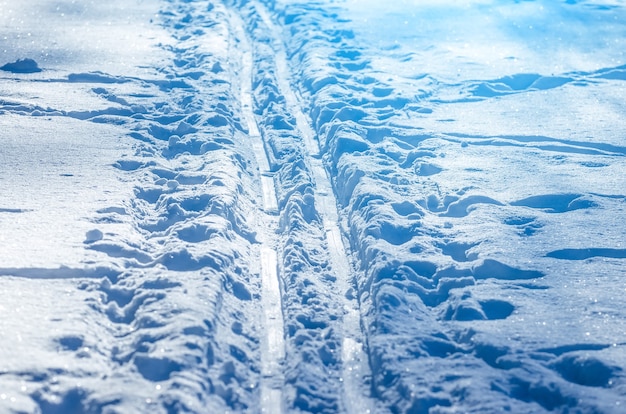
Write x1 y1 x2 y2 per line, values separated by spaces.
1 0 625 413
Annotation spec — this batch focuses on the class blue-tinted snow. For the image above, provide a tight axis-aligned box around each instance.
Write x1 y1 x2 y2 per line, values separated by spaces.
0 0 625 413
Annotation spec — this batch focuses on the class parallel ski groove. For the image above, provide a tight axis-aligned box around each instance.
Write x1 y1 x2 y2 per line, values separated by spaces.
260 175 279 214
253 3 375 413
232 7 285 413
254 6 319 158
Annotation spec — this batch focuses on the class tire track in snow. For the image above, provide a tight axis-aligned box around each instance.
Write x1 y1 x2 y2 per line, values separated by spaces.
252 3 375 413
231 9 286 413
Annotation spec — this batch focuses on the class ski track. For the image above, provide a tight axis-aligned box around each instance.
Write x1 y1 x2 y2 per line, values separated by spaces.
231 7 285 413
230 0 376 411
252 3 375 413
1 0 626 413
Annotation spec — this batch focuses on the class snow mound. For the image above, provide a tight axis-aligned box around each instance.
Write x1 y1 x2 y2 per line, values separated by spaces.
0 58 41 73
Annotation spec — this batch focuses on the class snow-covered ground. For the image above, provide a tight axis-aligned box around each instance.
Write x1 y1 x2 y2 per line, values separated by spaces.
1 0 625 412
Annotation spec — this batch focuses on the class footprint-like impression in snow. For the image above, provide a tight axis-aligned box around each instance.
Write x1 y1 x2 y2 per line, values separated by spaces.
113 159 155 171
414 161 443 176
443 291 515 321
436 241 479 262
472 259 544 280
511 193 596 213
134 354 183 382
470 73 571 98
546 248 626 260
102 288 165 325
391 201 422 218
440 195 504 218
134 185 168 204
84 229 104 244
32 387 90 414
373 220 420 246
173 216 242 244
56 335 84 351
503 215 543 236
87 241 154 264
550 353 620 387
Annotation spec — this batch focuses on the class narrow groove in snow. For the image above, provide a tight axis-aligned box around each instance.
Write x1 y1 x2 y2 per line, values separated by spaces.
260 175 279 214
254 6 319 158
260 246 284 369
232 8 285 413
254 3 375 412
248 132 278 213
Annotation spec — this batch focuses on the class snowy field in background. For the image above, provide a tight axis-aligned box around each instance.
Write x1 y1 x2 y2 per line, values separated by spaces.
1 0 625 413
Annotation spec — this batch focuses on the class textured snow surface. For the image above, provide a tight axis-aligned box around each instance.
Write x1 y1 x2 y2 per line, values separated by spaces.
1 0 625 413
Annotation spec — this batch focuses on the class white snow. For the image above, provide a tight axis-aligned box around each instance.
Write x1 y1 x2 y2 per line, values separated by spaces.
1 0 625 413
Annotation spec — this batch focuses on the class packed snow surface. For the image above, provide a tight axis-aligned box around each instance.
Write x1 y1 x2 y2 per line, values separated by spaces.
1 0 625 413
